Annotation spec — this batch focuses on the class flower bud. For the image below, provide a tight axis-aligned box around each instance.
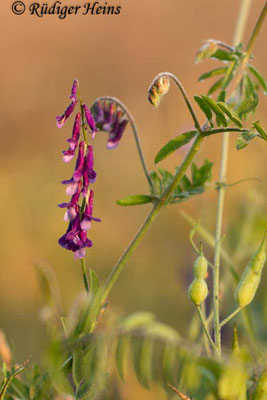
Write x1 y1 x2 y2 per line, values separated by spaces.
148 76 170 108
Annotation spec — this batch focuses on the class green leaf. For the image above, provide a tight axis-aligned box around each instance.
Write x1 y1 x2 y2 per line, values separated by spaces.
207 78 224 95
244 74 254 97
210 49 236 62
236 92 258 118
154 131 197 164
221 60 238 90
150 171 162 196
162 344 178 385
119 312 155 331
194 96 213 124
201 95 228 127
117 194 153 206
158 169 173 187
198 67 227 81
76 381 95 400
136 338 154 389
88 268 100 296
116 335 130 381
217 90 226 102
0 361 29 400
253 121 267 141
72 345 85 387
195 41 219 63
236 131 257 150
249 65 267 95
216 102 243 127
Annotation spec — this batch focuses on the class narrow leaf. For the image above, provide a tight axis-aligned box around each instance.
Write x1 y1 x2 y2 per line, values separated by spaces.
236 92 258 118
217 90 226 102
236 131 257 150
194 96 212 124
249 65 267 95
117 194 153 206
253 121 267 141
155 131 197 164
89 269 100 296
216 102 243 127
162 344 177 384
195 41 218 63
72 345 85 387
221 60 238 89
116 335 130 381
119 312 155 331
201 95 228 127
150 171 162 196
207 78 223 95
210 49 236 62
245 74 254 97
198 67 227 81
136 338 154 389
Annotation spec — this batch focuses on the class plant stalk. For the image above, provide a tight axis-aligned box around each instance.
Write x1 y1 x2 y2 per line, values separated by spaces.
212 0 253 356
81 258 89 294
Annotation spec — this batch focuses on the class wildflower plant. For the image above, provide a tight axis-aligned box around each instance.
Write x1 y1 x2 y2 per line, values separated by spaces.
1 2 267 400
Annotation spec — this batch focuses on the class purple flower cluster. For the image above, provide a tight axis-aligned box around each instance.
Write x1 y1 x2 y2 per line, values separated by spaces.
56 80 100 259
91 100 128 149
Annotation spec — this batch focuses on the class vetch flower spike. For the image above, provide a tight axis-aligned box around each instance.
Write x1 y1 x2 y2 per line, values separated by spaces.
91 100 128 149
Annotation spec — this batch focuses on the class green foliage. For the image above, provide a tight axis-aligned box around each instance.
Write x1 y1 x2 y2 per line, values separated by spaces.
236 131 258 150
154 130 197 164
116 194 153 206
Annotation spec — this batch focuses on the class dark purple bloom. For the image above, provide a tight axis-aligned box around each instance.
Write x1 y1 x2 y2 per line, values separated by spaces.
83 104 97 138
70 79 79 102
62 112 81 163
91 100 128 149
58 213 93 260
81 190 101 231
56 98 78 128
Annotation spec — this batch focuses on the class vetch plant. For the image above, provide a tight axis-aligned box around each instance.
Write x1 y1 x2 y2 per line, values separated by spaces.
1 1 267 400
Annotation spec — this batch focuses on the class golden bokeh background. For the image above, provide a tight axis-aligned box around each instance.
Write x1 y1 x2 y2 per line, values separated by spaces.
0 0 266 398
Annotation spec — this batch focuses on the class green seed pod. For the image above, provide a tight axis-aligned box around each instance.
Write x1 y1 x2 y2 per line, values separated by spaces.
148 76 170 108
253 370 267 400
193 252 208 279
188 278 208 306
235 234 266 308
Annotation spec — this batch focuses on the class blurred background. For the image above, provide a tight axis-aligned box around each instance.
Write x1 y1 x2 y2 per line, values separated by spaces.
0 0 266 398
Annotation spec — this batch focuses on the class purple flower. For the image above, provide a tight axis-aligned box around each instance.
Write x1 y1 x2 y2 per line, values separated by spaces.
62 113 81 163
58 180 82 210
83 104 97 138
82 145 97 197
56 98 78 128
81 190 101 231
70 79 79 102
91 100 128 149
58 213 93 260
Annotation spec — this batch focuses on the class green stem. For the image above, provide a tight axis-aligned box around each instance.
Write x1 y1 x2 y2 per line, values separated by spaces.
246 1 267 54
81 258 89 294
102 134 204 302
212 0 253 357
219 307 242 329
196 306 218 354
152 72 202 133
94 96 153 189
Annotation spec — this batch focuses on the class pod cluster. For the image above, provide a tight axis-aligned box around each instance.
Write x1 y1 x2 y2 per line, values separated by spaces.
188 252 208 306
148 75 170 108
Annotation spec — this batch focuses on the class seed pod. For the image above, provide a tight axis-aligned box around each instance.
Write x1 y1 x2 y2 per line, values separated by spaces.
193 252 208 279
188 278 208 306
253 370 267 400
148 76 170 108
235 234 266 308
